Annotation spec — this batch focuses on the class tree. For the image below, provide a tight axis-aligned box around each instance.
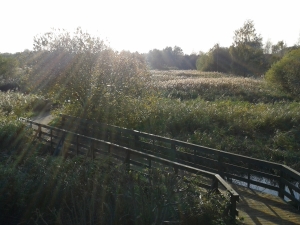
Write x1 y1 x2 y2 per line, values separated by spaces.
0 54 18 80
181 54 198 70
196 52 210 71
173 46 184 56
232 20 262 49
264 39 272 54
147 49 165 70
29 28 149 110
230 20 265 76
271 41 287 55
265 48 300 96
147 46 196 70
196 45 231 73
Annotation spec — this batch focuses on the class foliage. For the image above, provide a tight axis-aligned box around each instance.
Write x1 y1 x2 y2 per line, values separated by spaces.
60 70 300 170
271 40 287 55
57 68 300 169
229 20 265 76
0 91 51 117
0 151 232 225
197 20 268 76
265 48 300 96
229 45 265 76
0 117 29 150
196 45 231 73
29 28 150 109
0 54 18 80
232 20 262 49
263 39 273 54
147 46 198 70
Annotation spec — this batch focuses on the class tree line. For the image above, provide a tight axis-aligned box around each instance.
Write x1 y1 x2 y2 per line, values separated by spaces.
196 20 300 76
1 20 300 88
146 46 198 70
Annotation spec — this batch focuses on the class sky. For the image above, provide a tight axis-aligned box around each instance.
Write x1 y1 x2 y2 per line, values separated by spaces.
1 0 299 54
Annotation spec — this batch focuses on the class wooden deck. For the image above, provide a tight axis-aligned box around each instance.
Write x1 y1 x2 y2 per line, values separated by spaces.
20 116 300 223
231 183 300 225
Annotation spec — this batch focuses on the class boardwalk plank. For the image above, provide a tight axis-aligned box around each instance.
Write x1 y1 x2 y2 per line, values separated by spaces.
231 183 300 225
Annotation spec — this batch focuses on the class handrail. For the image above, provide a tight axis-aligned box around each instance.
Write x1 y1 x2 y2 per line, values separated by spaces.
19 117 239 217
58 114 300 209
59 114 282 167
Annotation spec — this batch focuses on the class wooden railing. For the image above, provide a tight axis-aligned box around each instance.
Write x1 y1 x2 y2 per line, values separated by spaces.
58 114 300 209
19 117 240 218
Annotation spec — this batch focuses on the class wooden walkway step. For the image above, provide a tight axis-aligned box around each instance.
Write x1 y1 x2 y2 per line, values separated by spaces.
230 183 300 225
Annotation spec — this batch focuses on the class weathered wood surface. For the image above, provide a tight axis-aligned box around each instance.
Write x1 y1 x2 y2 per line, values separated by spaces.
231 183 300 225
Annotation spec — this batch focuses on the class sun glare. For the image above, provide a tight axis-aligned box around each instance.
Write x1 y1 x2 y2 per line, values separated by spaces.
1 0 300 54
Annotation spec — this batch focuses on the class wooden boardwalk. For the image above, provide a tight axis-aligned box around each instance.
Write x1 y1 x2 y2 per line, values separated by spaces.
20 115 300 224
231 183 300 225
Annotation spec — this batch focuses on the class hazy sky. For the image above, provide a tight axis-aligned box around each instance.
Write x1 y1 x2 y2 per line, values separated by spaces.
1 0 299 54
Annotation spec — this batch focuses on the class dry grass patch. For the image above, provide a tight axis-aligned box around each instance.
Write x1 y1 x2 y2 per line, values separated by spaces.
150 70 291 102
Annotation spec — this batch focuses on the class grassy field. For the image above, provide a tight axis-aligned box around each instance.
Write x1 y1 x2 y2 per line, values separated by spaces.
150 70 292 102
112 70 300 170
0 89 237 225
1 69 299 224
61 70 300 170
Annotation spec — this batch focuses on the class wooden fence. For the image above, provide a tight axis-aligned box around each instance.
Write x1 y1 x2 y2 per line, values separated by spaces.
19 117 240 218
58 114 300 210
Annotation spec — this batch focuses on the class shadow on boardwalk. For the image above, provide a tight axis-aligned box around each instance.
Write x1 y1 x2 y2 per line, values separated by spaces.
231 183 300 225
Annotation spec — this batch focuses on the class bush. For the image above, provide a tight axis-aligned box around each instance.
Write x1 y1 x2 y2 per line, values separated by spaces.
0 55 18 80
265 48 300 96
0 91 50 117
0 153 233 225
0 117 30 151
30 28 150 109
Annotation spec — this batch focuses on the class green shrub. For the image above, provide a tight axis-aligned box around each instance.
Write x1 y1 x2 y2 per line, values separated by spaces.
0 116 30 150
0 91 51 117
266 48 300 96
0 153 233 225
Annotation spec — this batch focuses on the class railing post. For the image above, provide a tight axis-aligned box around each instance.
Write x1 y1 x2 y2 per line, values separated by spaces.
152 138 155 153
108 144 111 154
211 176 218 191
38 124 42 138
174 166 178 175
90 140 95 160
230 195 238 218
134 133 139 150
76 134 79 156
278 168 285 199
124 150 130 171
106 129 110 142
50 128 53 149
62 132 66 157
148 157 152 169
115 131 121 145
218 154 224 178
171 142 176 161
247 163 251 188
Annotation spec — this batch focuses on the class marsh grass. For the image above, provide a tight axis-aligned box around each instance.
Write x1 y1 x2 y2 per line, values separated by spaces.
1 67 299 224
0 149 233 225
63 90 300 170
0 91 51 117
151 70 292 102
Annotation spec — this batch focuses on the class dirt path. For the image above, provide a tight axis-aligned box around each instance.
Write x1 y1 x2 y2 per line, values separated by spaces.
31 112 54 125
